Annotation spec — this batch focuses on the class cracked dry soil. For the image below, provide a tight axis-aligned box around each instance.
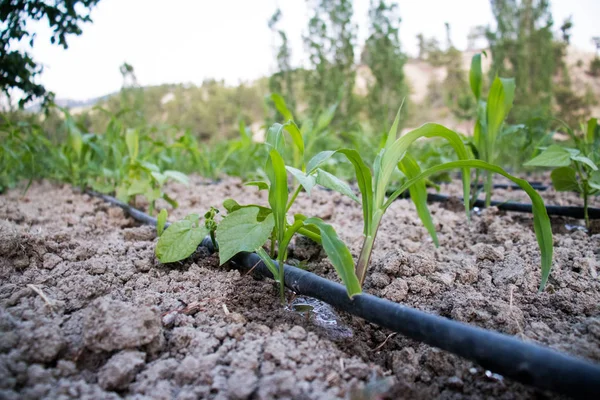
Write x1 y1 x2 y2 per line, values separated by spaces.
0 177 599 399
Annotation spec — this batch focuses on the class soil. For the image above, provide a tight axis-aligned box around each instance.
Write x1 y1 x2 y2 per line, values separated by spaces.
1 177 599 399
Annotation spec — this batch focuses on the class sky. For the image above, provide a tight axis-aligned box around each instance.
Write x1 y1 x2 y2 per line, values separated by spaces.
13 0 600 101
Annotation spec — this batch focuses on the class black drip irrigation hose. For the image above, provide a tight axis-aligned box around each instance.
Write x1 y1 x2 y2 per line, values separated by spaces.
89 191 600 399
393 191 600 220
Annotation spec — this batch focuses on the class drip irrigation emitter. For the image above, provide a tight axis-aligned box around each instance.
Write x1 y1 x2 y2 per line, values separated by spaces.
90 191 600 399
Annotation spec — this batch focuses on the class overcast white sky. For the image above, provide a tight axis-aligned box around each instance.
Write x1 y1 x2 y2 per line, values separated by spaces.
15 0 600 100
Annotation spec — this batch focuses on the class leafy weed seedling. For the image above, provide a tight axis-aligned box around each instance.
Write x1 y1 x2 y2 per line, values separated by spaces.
525 118 599 229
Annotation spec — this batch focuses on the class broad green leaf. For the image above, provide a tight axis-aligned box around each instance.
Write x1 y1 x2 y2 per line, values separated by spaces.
216 207 275 265
398 154 439 247
157 209 168 236
550 167 580 192
386 159 553 292
315 168 359 202
524 145 572 167
286 166 316 195
125 129 139 162
245 181 269 190
304 217 361 297
164 170 189 184
271 93 294 121
469 53 482 100
256 247 280 281
155 217 208 263
571 155 598 171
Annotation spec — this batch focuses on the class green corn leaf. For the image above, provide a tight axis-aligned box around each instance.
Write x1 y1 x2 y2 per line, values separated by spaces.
384 106 402 150
155 214 207 263
281 215 309 254
469 53 483 100
266 123 285 154
157 209 168 236
216 206 275 265
524 145 572 167
271 93 294 121
486 76 506 149
386 159 553 292
68 130 83 160
266 122 305 168
283 121 305 167
266 149 289 245
398 154 439 247
286 166 316 195
307 149 374 235
315 168 359 203
256 247 280 281
550 167 580 192
304 217 362 298
125 129 139 162
378 123 471 219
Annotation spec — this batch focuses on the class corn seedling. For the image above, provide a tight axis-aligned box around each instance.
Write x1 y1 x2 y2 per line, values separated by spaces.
216 121 360 303
525 118 599 229
468 52 516 206
294 108 554 291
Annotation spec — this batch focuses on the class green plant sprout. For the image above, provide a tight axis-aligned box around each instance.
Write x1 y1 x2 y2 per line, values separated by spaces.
294 109 554 291
525 118 599 229
113 129 188 215
216 120 360 303
468 52 516 207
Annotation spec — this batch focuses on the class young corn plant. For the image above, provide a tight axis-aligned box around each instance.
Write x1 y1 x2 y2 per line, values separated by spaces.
294 110 554 291
525 118 599 229
216 121 360 303
468 52 516 206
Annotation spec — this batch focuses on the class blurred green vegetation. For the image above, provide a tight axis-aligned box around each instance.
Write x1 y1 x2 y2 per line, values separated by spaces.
1 0 598 209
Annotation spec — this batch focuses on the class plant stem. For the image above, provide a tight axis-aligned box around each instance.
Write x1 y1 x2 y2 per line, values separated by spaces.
356 234 376 287
277 255 285 304
286 185 302 212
